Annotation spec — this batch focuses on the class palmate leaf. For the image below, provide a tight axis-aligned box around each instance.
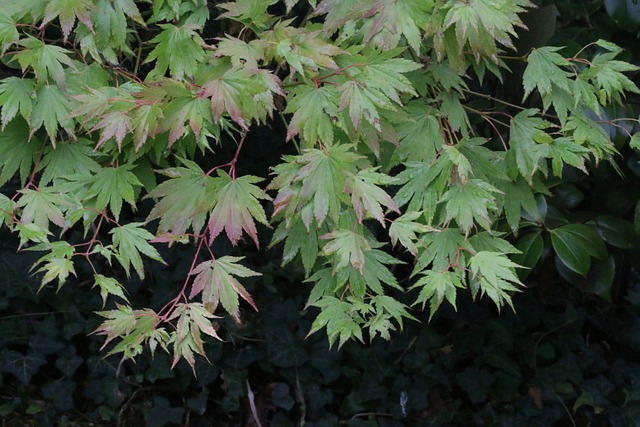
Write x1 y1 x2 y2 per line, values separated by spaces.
285 83 340 147
15 37 76 89
411 269 464 319
29 241 76 289
389 211 433 256
344 168 399 225
0 77 35 128
307 296 365 349
161 86 212 145
361 0 433 52
41 0 94 41
167 303 222 369
440 179 501 233
207 171 270 248
215 36 266 71
523 46 572 100
320 229 370 273
110 222 165 279
506 109 553 181
147 159 215 236
16 187 67 229
189 256 260 319
496 176 541 232
0 11 19 55
87 165 142 220
93 274 128 307
0 119 42 187
468 251 524 311
30 85 75 143
218 0 278 31
146 24 206 80
272 217 320 273
38 139 101 185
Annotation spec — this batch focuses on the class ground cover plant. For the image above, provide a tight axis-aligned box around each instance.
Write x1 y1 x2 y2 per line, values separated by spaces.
2 0 640 425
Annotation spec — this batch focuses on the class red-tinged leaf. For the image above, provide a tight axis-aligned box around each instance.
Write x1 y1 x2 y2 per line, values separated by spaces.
92 110 132 149
344 168 399 225
320 229 370 273
200 78 246 128
166 303 221 369
207 172 270 248
189 257 261 319
41 0 94 41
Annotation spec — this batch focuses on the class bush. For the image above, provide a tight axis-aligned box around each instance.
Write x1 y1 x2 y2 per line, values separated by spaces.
2 0 640 424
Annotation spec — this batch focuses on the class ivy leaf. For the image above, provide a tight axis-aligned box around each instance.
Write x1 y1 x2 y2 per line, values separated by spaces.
320 229 370 273
440 179 501 233
389 211 433 256
207 171 271 248
550 224 606 276
0 119 42 187
93 274 128 307
15 37 76 89
146 24 206 80
307 296 365 349
110 222 166 279
411 270 464 319
344 168 399 225
189 256 260 319
468 251 524 311
147 161 214 237
88 165 142 220
41 0 94 42
0 77 35 128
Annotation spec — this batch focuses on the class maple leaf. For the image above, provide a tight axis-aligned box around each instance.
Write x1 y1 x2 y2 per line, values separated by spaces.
87 165 142 220
273 218 319 273
147 159 215 236
285 83 340 147
396 102 445 162
469 251 524 311
38 139 101 185
506 109 553 180
161 86 212 145
440 179 501 233
30 85 75 143
215 36 266 71
523 46 572 100
389 211 433 256
0 11 19 55
16 188 67 229
15 37 76 89
41 0 94 42
320 229 371 273
29 241 76 289
167 303 222 369
496 177 541 232
189 256 261 319
314 0 370 35
534 137 590 177
362 0 433 52
91 110 132 150
146 24 206 80
217 0 278 31
0 119 42 187
93 273 128 307
110 222 166 279
344 168 399 225
307 296 365 349
411 270 464 319
0 77 35 128
207 171 271 248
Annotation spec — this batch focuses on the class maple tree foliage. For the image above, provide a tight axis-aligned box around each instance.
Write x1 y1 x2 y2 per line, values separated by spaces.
0 0 639 368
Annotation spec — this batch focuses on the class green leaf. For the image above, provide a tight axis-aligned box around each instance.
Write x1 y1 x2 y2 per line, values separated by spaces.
0 77 35 128
0 11 19 55
42 0 95 41
274 218 319 273
15 37 76 89
411 269 464 318
523 46 572 100
189 256 260 319
31 85 74 143
147 160 214 236
506 109 552 180
307 296 365 349
498 176 540 232
216 36 266 71
389 211 433 256
512 231 544 280
207 172 270 248
88 165 142 220
344 168 399 225
0 119 42 187
38 139 101 185
93 274 129 307
110 222 165 279
320 229 370 273
468 251 523 311
550 224 606 276
440 179 501 233
218 0 278 31
590 215 637 249
146 24 206 80
167 303 221 369
285 83 339 147
16 187 67 229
